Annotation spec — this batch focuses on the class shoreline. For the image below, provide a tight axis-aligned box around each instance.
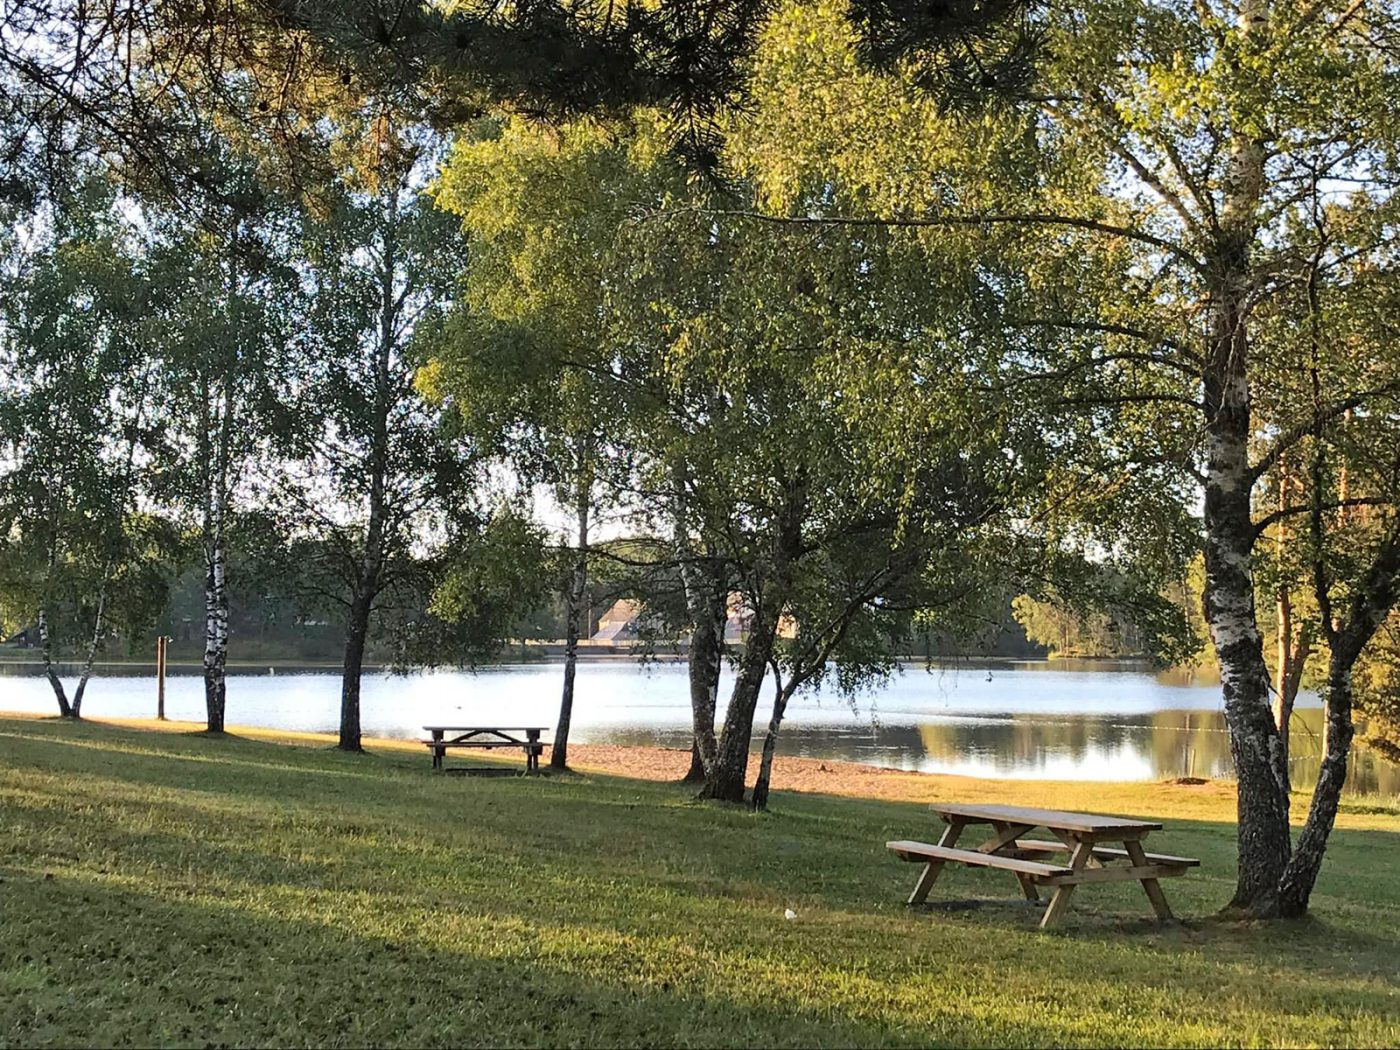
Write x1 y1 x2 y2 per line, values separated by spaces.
0 652 1156 672
0 710 1234 810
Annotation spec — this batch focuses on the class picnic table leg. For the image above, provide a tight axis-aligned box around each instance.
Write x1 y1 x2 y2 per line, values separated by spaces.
979 822 1039 901
526 731 541 774
908 821 965 905
1125 839 1174 921
1039 838 1095 929
432 730 444 771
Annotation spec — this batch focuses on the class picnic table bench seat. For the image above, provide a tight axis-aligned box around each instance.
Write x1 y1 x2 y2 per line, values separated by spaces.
1007 839 1201 867
887 841 1074 878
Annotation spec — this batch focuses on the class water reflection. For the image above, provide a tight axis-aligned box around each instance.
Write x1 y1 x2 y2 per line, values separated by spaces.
1 658 1395 795
587 707 1400 797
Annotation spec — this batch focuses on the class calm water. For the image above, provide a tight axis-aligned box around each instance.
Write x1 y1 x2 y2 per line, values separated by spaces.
2 658 1397 795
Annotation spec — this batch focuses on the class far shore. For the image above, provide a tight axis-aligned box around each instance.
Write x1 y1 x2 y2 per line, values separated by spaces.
0 649 1158 673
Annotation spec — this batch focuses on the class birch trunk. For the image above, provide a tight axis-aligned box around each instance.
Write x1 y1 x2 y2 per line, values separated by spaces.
1278 530 1400 915
672 467 725 782
749 678 797 812
698 600 782 802
38 525 73 716
681 584 725 782
1202 310 1291 915
203 500 229 732
68 584 107 718
679 547 726 783
1201 0 1292 915
202 389 230 735
38 605 72 718
698 474 804 803
552 480 590 771
1272 584 1312 789
1276 655 1354 916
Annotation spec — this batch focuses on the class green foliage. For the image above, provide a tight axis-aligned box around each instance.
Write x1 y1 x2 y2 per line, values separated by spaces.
1356 616 1400 763
1011 557 1199 665
407 504 555 667
427 114 677 524
1012 593 1124 658
0 179 180 661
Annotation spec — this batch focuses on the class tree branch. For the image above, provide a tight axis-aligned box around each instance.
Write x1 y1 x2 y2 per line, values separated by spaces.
1252 381 1400 483
687 209 1208 274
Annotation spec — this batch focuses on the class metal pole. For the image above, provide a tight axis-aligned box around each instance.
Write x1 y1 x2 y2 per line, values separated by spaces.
156 636 167 721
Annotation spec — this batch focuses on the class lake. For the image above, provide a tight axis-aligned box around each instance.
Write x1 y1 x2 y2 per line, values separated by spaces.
3 657 1397 795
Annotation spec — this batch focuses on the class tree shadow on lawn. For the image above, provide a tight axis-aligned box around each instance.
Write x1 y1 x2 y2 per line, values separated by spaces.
1 868 1072 1049
6 715 1400 1005
4 855 1397 1048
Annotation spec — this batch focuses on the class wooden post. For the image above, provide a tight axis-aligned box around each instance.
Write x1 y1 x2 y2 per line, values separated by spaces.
156 636 167 721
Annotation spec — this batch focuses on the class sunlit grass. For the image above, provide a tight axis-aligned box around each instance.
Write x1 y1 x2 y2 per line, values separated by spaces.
1 713 1397 1047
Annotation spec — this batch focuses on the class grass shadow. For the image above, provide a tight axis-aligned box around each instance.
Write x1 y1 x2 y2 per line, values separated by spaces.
3 712 1399 1047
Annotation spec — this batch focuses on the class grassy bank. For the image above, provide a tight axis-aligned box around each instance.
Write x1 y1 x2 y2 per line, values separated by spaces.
1 714 1397 1047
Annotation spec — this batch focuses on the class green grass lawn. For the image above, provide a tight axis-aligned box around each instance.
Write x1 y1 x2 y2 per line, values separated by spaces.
2 714 1398 1048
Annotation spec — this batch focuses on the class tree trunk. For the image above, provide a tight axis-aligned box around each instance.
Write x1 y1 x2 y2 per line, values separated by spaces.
339 507 384 753
699 600 781 802
1271 470 1315 781
203 451 229 734
1274 586 1294 777
37 605 72 718
684 741 707 782
1276 654 1353 916
681 559 726 783
1202 336 1291 916
337 179 398 754
698 475 804 803
339 588 372 751
68 585 107 719
1273 594 1313 789
1202 0 1291 913
750 679 797 811
552 481 590 771
1277 526 1400 915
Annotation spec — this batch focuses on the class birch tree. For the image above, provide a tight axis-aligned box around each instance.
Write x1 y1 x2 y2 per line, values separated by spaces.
732 0 1400 912
142 161 305 733
431 117 648 771
288 116 474 752
612 199 1174 807
0 181 174 715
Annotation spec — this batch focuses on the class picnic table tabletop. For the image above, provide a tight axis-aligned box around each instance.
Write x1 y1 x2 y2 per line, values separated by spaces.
928 802 1163 835
422 726 550 732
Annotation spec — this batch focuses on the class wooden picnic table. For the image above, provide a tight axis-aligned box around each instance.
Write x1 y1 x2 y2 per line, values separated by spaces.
888 802 1199 929
422 726 549 775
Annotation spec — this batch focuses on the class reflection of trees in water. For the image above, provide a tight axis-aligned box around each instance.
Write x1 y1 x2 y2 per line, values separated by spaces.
918 710 1397 794
1285 709 1400 797
919 715 1155 773
585 709 1400 796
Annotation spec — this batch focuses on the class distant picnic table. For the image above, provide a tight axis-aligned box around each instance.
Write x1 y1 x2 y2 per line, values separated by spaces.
888 802 1199 928
422 726 548 775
